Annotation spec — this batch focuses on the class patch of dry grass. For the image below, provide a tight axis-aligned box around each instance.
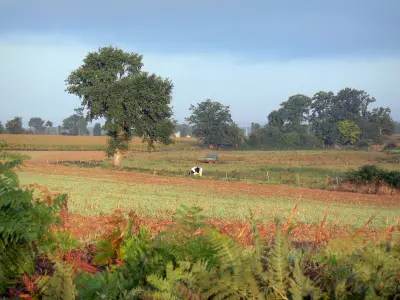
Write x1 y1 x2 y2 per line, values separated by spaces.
0 134 198 151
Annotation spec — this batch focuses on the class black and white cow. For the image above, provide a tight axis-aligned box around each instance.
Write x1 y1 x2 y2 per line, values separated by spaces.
189 166 203 176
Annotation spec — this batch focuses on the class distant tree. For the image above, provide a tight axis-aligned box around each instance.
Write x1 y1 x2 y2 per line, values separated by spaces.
369 107 394 136
65 46 175 167
310 88 383 145
338 120 361 145
28 117 45 134
45 120 53 135
62 113 89 136
57 125 62 135
93 123 102 136
186 99 241 146
5 117 24 134
0 122 4 134
309 91 341 145
395 121 400 134
251 122 261 134
179 123 191 137
268 94 311 133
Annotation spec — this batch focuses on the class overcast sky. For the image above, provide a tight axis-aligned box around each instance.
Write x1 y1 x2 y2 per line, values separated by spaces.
0 0 399 127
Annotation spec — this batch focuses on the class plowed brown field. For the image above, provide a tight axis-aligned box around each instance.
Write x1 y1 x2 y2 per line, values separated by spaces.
21 151 399 207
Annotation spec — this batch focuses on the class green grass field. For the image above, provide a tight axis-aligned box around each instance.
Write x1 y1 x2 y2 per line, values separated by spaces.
59 149 400 188
18 171 400 229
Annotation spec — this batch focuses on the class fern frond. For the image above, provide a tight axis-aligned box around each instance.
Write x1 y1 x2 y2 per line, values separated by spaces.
146 260 198 300
205 228 243 272
265 227 291 299
35 260 76 300
289 256 321 300
172 205 205 236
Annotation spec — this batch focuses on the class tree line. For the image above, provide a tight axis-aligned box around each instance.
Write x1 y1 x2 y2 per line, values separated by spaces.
246 89 396 149
0 111 103 136
1 46 398 166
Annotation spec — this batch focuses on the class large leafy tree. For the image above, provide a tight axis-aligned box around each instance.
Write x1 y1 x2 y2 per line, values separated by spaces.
5 117 24 134
333 88 376 121
65 46 175 166
309 91 340 145
28 117 45 134
45 120 53 135
0 122 4 134
186 99 242 146
309 88 391 145
267 94 311 133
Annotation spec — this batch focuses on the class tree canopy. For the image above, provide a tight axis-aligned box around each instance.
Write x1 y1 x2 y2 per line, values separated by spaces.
65 46 175 166
338 120 361 145
186 99 242 146
249 87 395 149
28 117 45 134
5 117 24 134
93 123 102 136
0 122 4 134
309 88 393 145
394 121 400 134
61 110 89 136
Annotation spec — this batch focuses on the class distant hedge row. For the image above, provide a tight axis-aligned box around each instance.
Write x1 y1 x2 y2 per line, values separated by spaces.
344 165 400 190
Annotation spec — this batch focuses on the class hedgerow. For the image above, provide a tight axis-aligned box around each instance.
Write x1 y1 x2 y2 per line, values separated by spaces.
344 165 400 191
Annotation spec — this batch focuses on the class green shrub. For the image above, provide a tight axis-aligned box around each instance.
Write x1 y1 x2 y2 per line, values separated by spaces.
0 141 70 295
344 164 400 191
355 139 369 149
384 143 398 150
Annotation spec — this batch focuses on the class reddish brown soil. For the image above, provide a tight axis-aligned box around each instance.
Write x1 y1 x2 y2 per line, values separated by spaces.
22 151 400 207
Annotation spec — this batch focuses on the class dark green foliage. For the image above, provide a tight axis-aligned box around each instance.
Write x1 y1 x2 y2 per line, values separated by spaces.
186 99 243 146
62 111 89 136
268 94 311 133
93 123 102 136
394 121 400 134
247 126 321 149
355 139 369 149
35 259 76 300
5 117 24 134
344 165 385 183
261 88 395 149
0 122 5 134
384 143 398 150
65 46 176 163
0 141 70 295
28 117 45 134
344 165 400 191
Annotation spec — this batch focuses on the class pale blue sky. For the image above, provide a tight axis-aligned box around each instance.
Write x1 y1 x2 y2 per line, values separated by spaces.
0 0 399 127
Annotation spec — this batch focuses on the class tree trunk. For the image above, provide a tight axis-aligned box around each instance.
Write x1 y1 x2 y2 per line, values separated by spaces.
113 150 123 167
